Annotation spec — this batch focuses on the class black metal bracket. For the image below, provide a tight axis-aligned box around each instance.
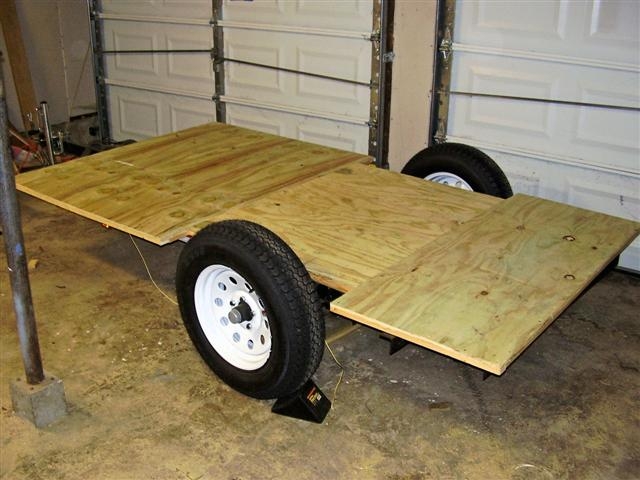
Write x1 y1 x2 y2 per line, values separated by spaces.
379 333 409 355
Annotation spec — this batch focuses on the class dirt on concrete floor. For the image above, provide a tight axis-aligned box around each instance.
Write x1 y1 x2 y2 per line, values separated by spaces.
1 194 639 480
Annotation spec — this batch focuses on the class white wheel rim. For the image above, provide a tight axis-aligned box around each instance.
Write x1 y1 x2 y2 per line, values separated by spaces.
194 265 272 370
425 171 473 191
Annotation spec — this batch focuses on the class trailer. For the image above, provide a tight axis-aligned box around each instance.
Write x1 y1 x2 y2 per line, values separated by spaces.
15 122 640 408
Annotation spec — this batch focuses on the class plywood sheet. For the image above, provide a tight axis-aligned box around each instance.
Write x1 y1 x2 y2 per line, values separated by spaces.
331 194 640 374
16 122 369 244
203 163 500 292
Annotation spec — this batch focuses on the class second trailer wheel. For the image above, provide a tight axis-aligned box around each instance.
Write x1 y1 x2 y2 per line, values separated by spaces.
402 143 513 198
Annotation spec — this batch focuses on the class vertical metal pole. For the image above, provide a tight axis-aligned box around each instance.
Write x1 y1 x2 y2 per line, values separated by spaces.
87 0 111 144
39 101 56 165
368 0 394 169
212 0 226 123
0 57 45 385
368 0 382 163
375 0 394 169
428 0 455 145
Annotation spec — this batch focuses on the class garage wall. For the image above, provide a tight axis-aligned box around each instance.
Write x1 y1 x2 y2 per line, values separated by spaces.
446 0 640 271
0 21 22 129
387 0 437 172
1 0 95 128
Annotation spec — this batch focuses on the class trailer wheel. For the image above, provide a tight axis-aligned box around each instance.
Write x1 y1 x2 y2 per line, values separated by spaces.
176 220 324 399
401 143 513 198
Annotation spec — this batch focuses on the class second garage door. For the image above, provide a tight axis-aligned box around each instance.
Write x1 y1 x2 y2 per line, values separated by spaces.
444 0 640 271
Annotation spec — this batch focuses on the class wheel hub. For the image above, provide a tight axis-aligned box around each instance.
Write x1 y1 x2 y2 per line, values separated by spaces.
228 297 254 324
194 264 272 370
425 171 473 191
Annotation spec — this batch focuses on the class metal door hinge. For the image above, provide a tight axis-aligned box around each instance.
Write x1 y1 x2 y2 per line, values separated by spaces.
434 120 447 144
382 51 395 63
440 27 453 64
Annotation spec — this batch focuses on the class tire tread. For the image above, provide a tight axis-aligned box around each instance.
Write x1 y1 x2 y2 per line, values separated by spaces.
401 143 513 198
176 220 324 399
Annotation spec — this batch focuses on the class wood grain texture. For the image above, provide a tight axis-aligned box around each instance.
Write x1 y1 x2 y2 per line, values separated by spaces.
331 194 640 374
203 164 500 292
16 123 639 375
16 123 369 244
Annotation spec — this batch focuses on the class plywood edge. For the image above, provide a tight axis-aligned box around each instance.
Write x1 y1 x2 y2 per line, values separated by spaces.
330 302 505 374
16 184 172 245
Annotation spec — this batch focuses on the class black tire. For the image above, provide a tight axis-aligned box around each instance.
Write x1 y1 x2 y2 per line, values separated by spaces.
401 143 513 198
176 220 324 399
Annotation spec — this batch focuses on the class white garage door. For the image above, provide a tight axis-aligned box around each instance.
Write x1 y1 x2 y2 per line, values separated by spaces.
221 0 373 153
100 0 216 140
447 1 640 270
97 0 376 155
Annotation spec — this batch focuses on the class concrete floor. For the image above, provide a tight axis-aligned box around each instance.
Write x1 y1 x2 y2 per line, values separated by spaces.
1 194 639 480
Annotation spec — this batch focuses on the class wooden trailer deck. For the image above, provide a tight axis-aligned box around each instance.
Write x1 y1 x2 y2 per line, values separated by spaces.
15 123 640 375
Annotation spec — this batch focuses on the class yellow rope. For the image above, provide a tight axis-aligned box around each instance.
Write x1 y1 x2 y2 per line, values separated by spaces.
129 235 178 306
324 340 345 409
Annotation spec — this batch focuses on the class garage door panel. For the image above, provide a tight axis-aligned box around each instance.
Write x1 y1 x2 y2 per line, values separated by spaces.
109 86 214 141
166 37 214 85
297 123 364 153
227 62 283 94
452 53 638 106
474 146 639 219
296 0 371 22
297 43 369 82
226 109 285 136
169 103 216 132
451 98 638 174
451 96 552 138
226 42 282 93
225 29 370 118
102 0 212 19
500 171 541 199
110 28 159 74
295 123 369 154
104 21 214 95
458 63 557 100
227 104 369 154
584 0 640 48
450 53 639 174
565 176 639 222
225 106 285 136
223 0 286 18
224 0 372 32
457 0 639 63
225 29 371 82
574 102 639 154
115 92 162 139
469 1 567 40
297 75 368 113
